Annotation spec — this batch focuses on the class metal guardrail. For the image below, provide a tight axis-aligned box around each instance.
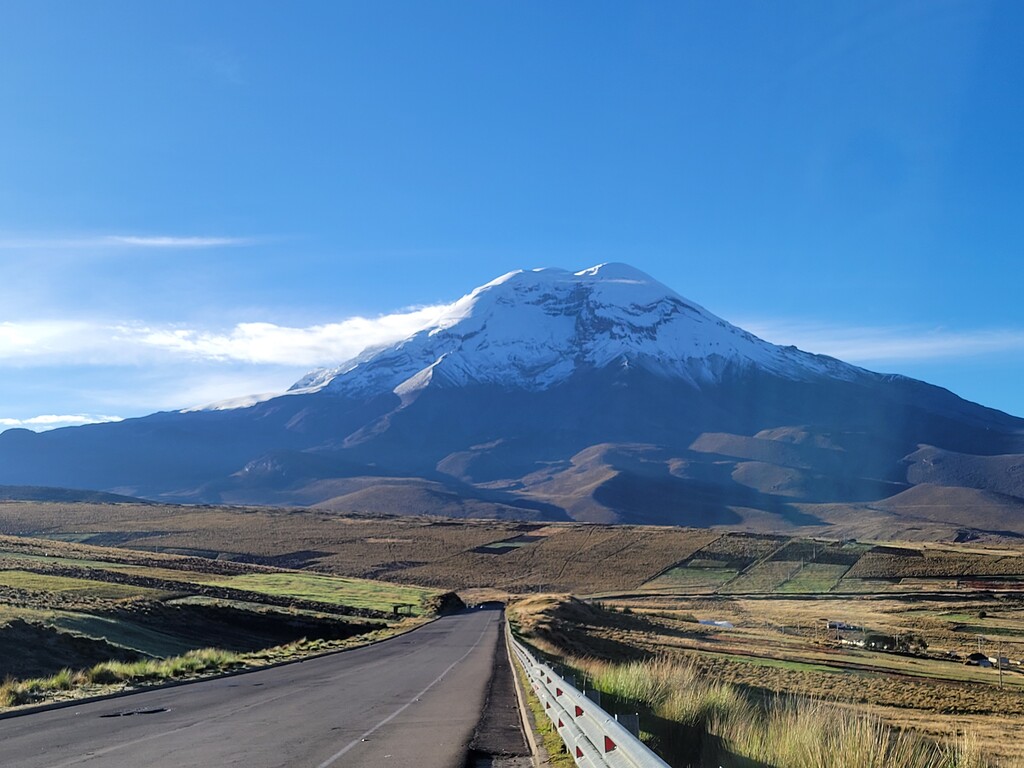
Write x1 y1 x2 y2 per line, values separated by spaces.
508 635 671 768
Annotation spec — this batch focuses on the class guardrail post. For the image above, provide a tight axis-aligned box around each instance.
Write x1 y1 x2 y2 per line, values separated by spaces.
584 688 601 706
615 712 640 737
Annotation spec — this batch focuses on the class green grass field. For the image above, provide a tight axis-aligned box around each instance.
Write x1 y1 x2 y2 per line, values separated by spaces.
0 551 226 584
777 563 850 593
644 565 739 591
721 561 803 593
834 577 896 593
44 611 203 657
207 572 435 614
0 570 166 600
478 542 524 552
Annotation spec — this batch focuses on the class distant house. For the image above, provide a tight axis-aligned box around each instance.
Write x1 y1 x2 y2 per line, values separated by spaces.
966 652 992 667
827 620 862 631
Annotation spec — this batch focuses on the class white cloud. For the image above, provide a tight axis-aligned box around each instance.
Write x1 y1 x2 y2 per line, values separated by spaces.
742 320 1024 363
129 305 453 366
0 414 123 431
2 310 1023 431
0 303 455 369
0 320 103 361
103 235 253 248
2 309 1023 374
0 234 254 250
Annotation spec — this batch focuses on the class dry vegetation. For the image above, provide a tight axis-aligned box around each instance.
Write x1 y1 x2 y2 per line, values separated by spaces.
4 498 1024 763
0 533 446 710
566 654 993 768
510 594 1024 765
4 501 1023 597
0 501 722 593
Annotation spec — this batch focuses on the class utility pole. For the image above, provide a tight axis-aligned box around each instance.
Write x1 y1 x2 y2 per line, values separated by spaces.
998 641 1004 689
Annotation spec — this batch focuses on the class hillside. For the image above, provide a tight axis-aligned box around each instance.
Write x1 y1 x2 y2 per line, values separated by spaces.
1 264 1022 533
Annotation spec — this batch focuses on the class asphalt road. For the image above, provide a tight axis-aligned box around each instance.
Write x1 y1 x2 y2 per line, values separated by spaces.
0 607 503 768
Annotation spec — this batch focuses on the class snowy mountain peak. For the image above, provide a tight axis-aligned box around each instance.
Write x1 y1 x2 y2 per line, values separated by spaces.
293 263 862 399
574 261 656 281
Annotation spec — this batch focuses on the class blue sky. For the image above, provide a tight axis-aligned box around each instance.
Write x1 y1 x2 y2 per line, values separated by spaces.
1 0 1023 429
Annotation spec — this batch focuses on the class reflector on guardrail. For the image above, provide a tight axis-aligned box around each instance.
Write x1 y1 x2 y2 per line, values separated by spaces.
508 630 671 768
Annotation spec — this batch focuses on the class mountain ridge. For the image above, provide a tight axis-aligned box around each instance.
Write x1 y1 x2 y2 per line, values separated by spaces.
1 263 1022 539
285 263 866 402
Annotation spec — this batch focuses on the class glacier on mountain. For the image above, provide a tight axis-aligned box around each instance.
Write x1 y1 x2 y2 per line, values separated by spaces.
288 262 863 400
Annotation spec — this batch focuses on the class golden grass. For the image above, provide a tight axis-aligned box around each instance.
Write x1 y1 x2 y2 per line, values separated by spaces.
0 648 245 706
0 616 430 711
569 654 1012 768
512 594 1024 766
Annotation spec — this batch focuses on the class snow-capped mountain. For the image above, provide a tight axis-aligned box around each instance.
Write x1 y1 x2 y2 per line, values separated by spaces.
1 262 1023 539
292 263 860 399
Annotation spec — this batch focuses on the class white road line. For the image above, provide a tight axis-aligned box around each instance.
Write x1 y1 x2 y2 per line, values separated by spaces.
316 618 493 768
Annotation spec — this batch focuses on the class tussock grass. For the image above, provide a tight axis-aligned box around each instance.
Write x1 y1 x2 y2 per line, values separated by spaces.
0 619 428 710
85 648 243 685
0 648 245 707
709 696 939 768
0 678 22 707
567 654 1007 768
943 732 990 768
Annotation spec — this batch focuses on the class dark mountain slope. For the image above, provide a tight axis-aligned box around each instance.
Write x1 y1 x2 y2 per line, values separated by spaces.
0 263 1021 534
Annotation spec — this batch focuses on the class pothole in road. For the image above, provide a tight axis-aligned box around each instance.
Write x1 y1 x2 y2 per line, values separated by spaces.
100 707 169 718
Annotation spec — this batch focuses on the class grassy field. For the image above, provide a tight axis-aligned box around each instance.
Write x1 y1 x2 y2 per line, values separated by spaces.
644 565 739 592
3 501 1024 597
0 533 446 708
0 569 168 600
720 560 803 593
510 592 1024 764
550 652 998 768
4 498 1024 761
205 572 431 613
776 563 851 593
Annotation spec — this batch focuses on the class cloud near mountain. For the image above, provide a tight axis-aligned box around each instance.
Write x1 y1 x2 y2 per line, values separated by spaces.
1 263 1022 541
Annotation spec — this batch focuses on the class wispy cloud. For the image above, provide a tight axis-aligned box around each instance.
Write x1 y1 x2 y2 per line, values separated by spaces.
0 303 455 369
0 414 123 431
2 312 1023 432
742 320 1024 363
130 306 453 366
3 310 1023 374
0 234 255 250
104 235 254 248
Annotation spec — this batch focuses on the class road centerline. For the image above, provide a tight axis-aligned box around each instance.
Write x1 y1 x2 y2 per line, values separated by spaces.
315 620 492 768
